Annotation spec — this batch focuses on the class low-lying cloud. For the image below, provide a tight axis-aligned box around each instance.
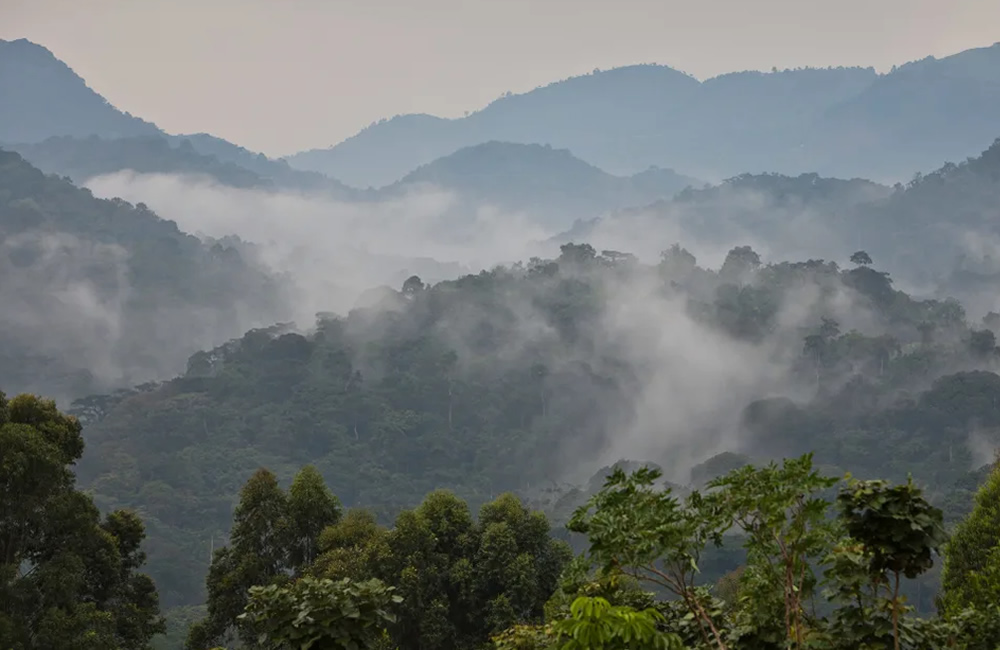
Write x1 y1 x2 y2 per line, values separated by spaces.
84 171 561 325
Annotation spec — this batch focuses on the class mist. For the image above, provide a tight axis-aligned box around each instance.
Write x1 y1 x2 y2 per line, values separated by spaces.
73 168 998 492
83 171 561 325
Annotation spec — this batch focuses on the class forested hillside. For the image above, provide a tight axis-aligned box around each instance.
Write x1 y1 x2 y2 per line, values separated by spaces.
70 241 1000 622
568 138 1000 310
0 149 286 400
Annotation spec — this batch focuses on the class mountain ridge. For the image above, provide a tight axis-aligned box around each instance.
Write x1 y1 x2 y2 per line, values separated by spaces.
285 43 1000 187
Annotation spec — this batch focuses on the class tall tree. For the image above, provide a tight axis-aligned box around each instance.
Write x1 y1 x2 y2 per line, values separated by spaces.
186 466 347 649
942 461 1000 613
287 465 343 569
0 392 164 649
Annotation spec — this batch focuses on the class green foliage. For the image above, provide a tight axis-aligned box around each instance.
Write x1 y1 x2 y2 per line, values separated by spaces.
563 458 962 650
941 461 1000 613
567 466 728 648
187 467 341 649
550 596 683 650
0 391 165 649
707 454 839 645
239 576 400 650
314 490 570 650
837 477 946 581
70 235 1000 618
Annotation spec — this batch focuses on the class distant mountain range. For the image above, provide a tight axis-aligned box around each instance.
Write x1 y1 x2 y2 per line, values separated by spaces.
378 141 698 228
8 134 699 230
286 43 1000 187
5 36 1000 194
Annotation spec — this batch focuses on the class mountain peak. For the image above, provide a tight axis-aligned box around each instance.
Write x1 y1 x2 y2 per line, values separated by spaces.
1 38 161 143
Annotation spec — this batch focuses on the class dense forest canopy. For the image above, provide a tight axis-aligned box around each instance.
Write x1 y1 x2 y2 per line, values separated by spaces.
67 239 1000 631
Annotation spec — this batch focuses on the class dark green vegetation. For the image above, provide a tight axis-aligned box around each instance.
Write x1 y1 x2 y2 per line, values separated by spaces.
0 149 285 400
183 465 569 650
0 392 164 649
495 456 1000 649
66 237 1000 637
5 395 998 648
287 43 1000 186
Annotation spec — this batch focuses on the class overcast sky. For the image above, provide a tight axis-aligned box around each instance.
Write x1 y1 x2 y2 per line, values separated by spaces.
3 0 998 156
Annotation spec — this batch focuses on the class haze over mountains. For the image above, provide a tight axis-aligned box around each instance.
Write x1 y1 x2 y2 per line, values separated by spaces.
3 34 1000 407
287 43 1000 187
5 25 1000 650
6 36 1000 191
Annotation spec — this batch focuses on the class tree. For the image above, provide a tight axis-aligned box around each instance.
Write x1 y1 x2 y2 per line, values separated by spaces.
287 466 343 569
314 491 570 650
402 275 425 296
188 466 339 649
567 466 730 649
968 329 997 359
550 596 682 650
942 461 1000 613
240 576 400 650
708 454 838 647
850 251 873 266
0 392 165 649
835 477 946 650
720 245 761 284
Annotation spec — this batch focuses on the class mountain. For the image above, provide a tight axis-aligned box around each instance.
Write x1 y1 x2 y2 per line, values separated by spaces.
10 135 265 188
286 44 1000 187
0 38 161 143
559 136 1000 310
9 134 361 197
803 44 1000 179
556 171 893 270
384 141 699 229
163 133 362 195
0 39 359 196
0 149 286 401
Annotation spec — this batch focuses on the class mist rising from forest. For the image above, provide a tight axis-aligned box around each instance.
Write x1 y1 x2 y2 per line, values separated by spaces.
73 168 1000 489
84 171 558 320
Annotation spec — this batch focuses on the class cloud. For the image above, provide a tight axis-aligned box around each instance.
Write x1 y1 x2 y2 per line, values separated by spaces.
0 231 131 399
83 171 561 326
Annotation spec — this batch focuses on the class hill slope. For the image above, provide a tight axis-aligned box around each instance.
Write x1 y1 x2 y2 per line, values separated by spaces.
562 137 1000 309
384 141 699 228
0 38 161 143
287 44 1000 186
0 149 286 401
9 134 360 197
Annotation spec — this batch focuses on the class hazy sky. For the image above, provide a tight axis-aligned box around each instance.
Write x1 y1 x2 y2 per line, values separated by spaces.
3 0 998 156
